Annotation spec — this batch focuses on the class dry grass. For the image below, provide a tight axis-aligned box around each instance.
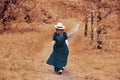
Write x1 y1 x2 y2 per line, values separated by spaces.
0 16 120 80
68 24 120 80
0 22 55 80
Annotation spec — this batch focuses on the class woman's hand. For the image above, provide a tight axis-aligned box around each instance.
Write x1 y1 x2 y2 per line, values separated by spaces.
65 40 69 48
52 41 55 51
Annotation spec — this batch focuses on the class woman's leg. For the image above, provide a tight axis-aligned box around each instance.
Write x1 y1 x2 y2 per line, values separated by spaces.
54 67 63 74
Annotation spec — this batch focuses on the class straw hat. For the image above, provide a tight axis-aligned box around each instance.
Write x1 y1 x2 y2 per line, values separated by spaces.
55 22 65 29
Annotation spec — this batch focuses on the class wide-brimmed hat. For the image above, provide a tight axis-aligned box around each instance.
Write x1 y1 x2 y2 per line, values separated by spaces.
55 22 65 29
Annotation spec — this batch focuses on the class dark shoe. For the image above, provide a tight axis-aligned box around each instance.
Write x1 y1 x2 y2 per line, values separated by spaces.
58 70 62 75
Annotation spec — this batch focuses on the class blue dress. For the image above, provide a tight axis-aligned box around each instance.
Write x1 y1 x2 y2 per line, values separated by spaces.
47 32 69 72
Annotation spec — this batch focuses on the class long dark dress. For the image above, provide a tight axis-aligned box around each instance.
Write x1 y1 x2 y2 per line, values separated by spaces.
47 32 69 72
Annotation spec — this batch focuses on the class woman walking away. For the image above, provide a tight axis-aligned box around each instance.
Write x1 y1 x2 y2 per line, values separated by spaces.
47 22 69 75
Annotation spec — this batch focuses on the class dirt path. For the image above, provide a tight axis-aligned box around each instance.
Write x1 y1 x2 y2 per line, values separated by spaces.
34 42 84 80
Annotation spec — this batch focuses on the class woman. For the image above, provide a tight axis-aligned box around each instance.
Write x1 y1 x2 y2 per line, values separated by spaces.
47 22 69 74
